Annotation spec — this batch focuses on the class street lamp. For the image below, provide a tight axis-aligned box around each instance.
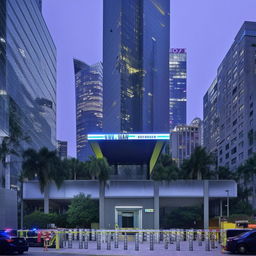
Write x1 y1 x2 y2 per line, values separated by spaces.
225 189 230 218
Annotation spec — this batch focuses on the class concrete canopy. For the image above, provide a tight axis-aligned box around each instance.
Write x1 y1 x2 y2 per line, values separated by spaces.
88 134 170 173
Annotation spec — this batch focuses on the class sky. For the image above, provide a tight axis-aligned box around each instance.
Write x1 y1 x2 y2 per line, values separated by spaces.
43 0 256 157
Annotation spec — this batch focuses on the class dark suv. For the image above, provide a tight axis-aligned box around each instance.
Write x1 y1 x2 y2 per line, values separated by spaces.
226 230 256 254
0 229 29 254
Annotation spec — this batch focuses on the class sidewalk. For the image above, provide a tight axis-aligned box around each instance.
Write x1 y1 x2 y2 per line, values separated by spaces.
28 241 229 256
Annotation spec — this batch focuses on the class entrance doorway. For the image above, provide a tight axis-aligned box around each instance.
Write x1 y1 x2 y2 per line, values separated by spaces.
115 206 142 229
122 212 134 228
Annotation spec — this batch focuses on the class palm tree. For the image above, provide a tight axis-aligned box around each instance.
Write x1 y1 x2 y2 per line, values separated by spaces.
88 156 112 229
181 146 214 180
63 158 83 180
22 147 64 213
151 154 180 181
237 153 256 208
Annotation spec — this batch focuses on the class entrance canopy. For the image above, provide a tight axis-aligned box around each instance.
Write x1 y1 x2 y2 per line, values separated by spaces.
88 134 170 173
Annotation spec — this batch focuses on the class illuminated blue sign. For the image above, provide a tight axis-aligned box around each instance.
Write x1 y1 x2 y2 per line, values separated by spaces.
88 134 170 141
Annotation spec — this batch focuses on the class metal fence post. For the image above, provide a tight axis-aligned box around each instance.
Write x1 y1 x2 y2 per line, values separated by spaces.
176 230 180 251
106 232 111 250
114 231 119 248
135 233 139 251
198 229 202 246
150 232 154 251
205 230 210 251
124 232 128 250
78 229 83 249
189 230 193 251
68 229 72 248
97 232 101 250
164 232 168 249
84 231 88 249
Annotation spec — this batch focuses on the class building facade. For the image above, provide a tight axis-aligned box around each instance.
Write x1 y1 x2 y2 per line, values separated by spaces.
203 21 256 170
171 118 203 167
103 0 170 133
169 48 187 131
74 60 103 161
57 140 68 159
0 0 56 227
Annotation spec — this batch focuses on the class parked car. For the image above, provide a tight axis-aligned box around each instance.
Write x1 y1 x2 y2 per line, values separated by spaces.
226 230 256 254
0 229 29 254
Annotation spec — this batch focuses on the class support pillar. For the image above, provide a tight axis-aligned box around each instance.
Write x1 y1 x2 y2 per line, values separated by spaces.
99 181 105 229
204 180 209 229
154 181 159 229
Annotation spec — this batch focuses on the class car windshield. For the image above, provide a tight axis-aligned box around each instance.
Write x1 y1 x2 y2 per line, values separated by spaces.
234 231 252 238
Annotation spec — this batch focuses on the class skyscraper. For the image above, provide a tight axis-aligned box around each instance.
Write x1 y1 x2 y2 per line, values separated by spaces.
169 48 187 131
171 118 202 167
74 60 103 161
57 140 68 159
203 21 256 170
103 0 170 133
0 0 56 228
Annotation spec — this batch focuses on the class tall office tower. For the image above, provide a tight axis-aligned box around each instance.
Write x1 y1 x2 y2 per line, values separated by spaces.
57 140 68 159
74 60 103 161
169 48 187 131
203 78 219 158
203 21 256 170
0 0 56 227
171 118 202 167
103 0 170 133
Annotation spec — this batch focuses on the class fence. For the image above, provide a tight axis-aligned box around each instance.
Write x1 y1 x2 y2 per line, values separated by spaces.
17 228 227 252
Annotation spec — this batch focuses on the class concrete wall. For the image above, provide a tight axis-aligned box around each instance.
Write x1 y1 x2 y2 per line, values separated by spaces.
0 189 17 229
104 198 154 229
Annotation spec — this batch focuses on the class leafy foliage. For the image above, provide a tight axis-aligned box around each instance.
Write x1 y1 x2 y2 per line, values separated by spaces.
22 147 65 192
88 156 112 181
181 146 214 180
24 211 58 229
161 206 203 229
67 193 99 228
151 154 180 181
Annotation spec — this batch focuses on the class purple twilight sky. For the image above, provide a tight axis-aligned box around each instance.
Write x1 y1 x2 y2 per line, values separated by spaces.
43 0 256 157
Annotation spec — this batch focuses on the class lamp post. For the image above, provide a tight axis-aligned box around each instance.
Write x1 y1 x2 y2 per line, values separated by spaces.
225 189 230 218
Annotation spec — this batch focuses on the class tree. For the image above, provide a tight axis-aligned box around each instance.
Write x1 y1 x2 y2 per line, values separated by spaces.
67 193 99 228
88 156 112 228
151 154 180 181
161 206 203 229
217 166 237 180
22 147 65 213
181 146 214 180
63 158 90 180
237 154 256 208
0 99 29 189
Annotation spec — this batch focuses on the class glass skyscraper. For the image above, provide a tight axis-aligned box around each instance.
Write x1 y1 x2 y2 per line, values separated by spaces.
74 59 103 161
103 0 170 133
169 48 187 131
0 0 56 187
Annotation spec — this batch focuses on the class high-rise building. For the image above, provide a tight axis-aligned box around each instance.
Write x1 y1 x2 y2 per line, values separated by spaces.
0 0 56 228
171 118 203 167
74 60 103 161
203 78 219 158
103 0 170 133
57 140 68 159
203 21 256 170
169 48 187 130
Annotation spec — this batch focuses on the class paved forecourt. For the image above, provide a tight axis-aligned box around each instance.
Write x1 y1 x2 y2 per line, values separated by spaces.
26 241 239 256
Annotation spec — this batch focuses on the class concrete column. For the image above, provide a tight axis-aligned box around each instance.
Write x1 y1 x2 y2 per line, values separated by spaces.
99 181 105 229
154 181 160 230
5 155 10 189
44 182 49 214
220 199 223 217
204 180 209 229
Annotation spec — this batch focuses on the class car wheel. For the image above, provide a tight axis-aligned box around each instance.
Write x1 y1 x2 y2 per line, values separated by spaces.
237 244 247 254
